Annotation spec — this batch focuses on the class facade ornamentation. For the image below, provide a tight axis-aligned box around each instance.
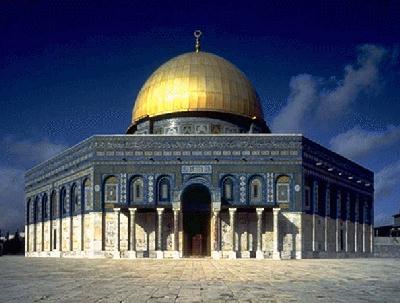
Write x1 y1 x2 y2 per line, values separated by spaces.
24 37 374 259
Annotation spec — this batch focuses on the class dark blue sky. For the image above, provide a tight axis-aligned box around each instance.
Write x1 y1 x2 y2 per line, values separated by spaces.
1 0 399 231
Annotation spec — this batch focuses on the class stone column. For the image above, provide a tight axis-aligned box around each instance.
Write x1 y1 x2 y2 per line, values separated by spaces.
59 204 63 253
362 222 366 253
335 218 339 252
228 208 236 259
272 207 281 260
179 210 183 257
324 185 330 253
172 208 180 259
156 208 164 259
345 219 349 253
324 216 328 252
41 204 45 252
354 198 359 253
312 213 317 252
211 210 221 259
370 224 374 254
113 208 121 259
345 193 350 253
25 225 28 254
128 208 136 258
256 208 264 259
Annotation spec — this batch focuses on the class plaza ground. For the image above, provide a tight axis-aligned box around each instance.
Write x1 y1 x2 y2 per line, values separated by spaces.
0 256 399 302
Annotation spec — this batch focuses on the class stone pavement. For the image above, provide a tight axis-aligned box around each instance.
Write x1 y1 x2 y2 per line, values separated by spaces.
0 256 399 302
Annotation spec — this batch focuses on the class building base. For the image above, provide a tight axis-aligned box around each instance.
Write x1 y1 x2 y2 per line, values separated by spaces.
256 250 264 259
125 251 137 259
155 250 164 259
211 251 221 259
272 251 281 260
228 251 237 259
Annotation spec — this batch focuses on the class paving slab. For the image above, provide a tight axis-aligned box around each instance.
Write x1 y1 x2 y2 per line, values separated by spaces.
0 256 399 302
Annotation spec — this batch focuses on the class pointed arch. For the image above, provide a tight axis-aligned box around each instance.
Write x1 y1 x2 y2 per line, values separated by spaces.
82 178 92 211
157 176 171 204
60 187 67 215
129 175 144 204
42 193 48 220
70 183 79 214
248 175 264 204
50 190 57 219
276 175 290 204
221 175 235 204
103 175 119 206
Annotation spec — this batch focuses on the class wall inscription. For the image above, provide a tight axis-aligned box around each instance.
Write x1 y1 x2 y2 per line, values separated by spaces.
181 165 212 174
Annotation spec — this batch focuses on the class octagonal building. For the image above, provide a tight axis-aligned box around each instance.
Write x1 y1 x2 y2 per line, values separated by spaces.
25 40 374 259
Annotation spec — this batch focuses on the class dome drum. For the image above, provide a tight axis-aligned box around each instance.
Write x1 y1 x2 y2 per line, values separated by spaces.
127 111 269 135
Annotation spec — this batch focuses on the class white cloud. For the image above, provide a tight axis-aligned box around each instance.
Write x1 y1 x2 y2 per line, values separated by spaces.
0 167 25 232
2 136 67 168
317 44 386 120
0 136 68 232
375 160 400 200
271 74 318 132
272 44 387 133
329 125 400 159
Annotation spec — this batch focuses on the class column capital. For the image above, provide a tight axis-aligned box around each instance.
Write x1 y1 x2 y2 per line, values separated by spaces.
113 207 121 213
273 207 281 214
213 209 220 216
156 207 164 214
256 208 264 215
172 201 181 210
212 202 221 211
128 207 137 213
229 207 237 215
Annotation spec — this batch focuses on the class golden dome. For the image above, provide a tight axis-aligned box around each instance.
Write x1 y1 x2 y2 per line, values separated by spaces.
131 51 264 124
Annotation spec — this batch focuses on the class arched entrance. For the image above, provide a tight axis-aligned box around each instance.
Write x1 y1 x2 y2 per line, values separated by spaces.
181 184 211 257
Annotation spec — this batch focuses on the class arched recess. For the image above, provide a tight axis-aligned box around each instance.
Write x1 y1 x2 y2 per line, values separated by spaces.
156 176 171 204
82 178 92 211
248 175 264 204
181 183 212 257
41 193 48 251
276 175 290 205
26 199 31 225
42 194 48 220
129 176 144 205
103 175 119 208
50 190 57 251
70 184 79 215
33 196 39 251
60 187 67 215
34 196 39 224
220 175 235 205
26 199 31 252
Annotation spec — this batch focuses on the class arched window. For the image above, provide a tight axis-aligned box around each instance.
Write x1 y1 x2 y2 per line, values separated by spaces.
70 184 79 214
50 191 57 219
82 178 92 211
157 177 170 203
104 176 118 204
222 177 234 202
276 175 290 203
130 177 144 204
60 187 67 215
42 194 48 220
34 197 39 223
26 199 31 224
249 177 263 203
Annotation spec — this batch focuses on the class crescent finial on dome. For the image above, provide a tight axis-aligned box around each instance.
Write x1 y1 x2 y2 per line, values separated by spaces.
194 30 202 52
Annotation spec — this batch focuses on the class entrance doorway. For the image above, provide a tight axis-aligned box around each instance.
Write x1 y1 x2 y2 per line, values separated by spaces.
181 184 211 257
